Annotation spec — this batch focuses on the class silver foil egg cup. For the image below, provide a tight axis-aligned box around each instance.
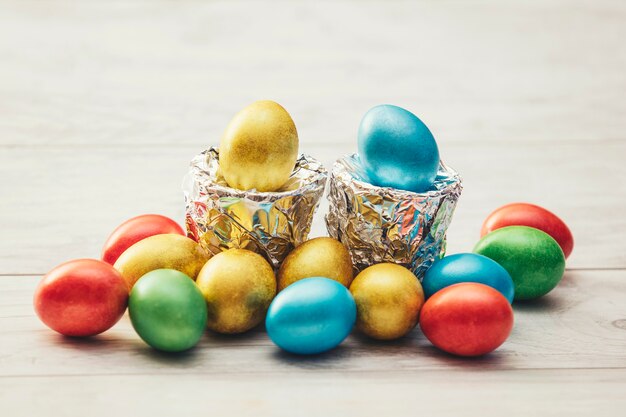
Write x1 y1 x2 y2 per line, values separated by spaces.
325 153 462 279
183 148 328 268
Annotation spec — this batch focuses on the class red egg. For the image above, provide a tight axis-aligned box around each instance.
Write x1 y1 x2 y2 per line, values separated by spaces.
480 203 574 258
102 214 185 264
420 283 513 357
34 259 128 337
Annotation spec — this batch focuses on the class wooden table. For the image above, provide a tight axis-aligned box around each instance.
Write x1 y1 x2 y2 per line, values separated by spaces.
1 1 625 415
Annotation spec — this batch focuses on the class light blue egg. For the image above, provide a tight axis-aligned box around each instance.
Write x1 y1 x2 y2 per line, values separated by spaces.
357 104 440 192
422 253 515 303
265 277 356 355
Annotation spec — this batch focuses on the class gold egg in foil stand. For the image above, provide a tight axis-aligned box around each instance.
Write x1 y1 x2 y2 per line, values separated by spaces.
183 149 327 268
219 100 299 192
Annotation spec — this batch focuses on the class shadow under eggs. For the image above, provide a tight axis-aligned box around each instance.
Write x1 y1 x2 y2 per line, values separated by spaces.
130 339 205 366
54 332 126 351
203 322 268 346
349 329 421 352
513 293 570 313
271 344 351 369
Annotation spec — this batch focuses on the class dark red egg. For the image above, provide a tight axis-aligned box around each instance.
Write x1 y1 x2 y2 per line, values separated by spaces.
420 283 514 357
480 203 573 258
102 214 185 265
34 259 128 337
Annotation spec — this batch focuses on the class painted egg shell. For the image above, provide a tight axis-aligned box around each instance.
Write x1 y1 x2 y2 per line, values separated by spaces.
34 259 128 337
277 237 353 291
113 234 210 291
129 269 207 352
420 283 514 357
474 226 566 300
357 104 439 193
196 249 276 334
266 277 356 355
350 263 424 340
219 100 299 192
481 202 574 258
422 253 515 303
102 214 185 265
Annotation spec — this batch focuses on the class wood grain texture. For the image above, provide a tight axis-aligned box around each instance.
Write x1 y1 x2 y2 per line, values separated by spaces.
0 0 625 148
2 369 626 417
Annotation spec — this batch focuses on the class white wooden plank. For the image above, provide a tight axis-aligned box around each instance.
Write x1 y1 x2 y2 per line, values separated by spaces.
2 270 625 377
1 369 625 417
1 140 624 273
0 1 625 147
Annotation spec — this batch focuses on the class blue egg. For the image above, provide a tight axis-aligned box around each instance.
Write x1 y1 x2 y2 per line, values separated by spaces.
422 253 515 303
265 277 356 355
357 105 440 192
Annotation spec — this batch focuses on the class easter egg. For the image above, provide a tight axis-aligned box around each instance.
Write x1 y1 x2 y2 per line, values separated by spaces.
196 249 276 334
277 237 353 291
219 100 299 192
129 269 207 352
114 234 211 291
34 259 128 337
420 283 514 357
349 263 424 340
474 226 566 300
357 104 440 192
481 202 574 258
266 277 356 355
102 214 185 265
422 253 515 303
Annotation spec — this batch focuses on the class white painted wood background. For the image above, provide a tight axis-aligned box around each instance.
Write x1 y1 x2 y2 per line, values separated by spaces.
1 1 625 416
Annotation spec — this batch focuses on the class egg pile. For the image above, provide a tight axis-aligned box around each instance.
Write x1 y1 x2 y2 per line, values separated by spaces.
33 101 573 358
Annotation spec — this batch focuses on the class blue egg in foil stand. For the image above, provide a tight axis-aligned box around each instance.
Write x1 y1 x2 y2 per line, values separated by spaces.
325 153 463 279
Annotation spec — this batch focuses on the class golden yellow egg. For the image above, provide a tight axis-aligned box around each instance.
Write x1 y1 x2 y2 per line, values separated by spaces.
114 234 211 291
219 100 299 192
195 249 276 334
349 263 424 340
277 237 353 291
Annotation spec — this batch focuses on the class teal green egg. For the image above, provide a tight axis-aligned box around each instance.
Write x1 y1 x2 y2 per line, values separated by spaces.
129 269 207 352
473 226 565 300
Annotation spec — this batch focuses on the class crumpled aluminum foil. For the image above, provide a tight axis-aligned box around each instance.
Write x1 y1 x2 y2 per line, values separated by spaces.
183 148 327 268
326 153 462 279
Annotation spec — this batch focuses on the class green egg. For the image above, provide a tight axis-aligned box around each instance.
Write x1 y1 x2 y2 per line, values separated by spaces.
129 269 207 352
473 226 565 301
